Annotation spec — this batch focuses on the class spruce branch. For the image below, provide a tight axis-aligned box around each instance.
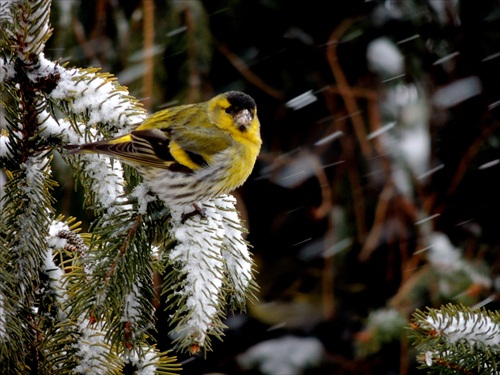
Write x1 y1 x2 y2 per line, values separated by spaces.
1 0 180 372
2 0 258 371
162 195 258 353
411 304 500 374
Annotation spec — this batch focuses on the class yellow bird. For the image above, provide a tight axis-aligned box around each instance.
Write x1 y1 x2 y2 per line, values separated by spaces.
67 91 262 209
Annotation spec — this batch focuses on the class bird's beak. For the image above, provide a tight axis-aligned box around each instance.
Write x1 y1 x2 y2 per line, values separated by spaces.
234 109 253 127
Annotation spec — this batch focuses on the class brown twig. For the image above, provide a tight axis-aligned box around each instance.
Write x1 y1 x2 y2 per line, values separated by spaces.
183 3 202 103
142 0 155 111
72 19 96 62
446 121 500 198
358 181 394 261
337 115 367 239
307 153 336 319
326 17 373 159
309 153 333 220
216 43 284 100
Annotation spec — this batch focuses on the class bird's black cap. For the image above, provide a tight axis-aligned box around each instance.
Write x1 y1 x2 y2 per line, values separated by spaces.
226 91 256 112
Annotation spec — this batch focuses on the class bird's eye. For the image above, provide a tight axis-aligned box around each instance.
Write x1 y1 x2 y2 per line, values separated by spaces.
225 106 240 115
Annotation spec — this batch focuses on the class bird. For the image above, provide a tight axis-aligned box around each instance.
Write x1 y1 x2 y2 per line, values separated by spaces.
66 91 262 213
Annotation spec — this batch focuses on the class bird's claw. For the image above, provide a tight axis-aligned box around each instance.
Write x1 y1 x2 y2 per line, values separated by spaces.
181 203 207 223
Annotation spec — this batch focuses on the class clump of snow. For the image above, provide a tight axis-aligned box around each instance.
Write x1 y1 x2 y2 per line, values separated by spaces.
0 56 15 83
377 82 431 190
0 134 10 159
427 232 492 289
121 283 142 324
130 183 156 215
366 308 406 335
237 335 324 375
126 348 159 375
367 37 404 77
83 156 126 211
73 324 110 375
21 155 51 199
44 220 74 319
47 220 70 249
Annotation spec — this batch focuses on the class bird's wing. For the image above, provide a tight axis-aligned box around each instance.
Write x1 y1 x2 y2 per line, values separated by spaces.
69 103 232 172
71 128 187 170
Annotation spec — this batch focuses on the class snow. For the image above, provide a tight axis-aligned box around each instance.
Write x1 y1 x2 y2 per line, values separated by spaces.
0 56 15 83
314 130 344 146
54 0 74 28
285 90 318 110
0 293 5 341
42 247 65 301
168 202 226 346
381 83 431 181
126 348 159 375
130 183 156 215
217 195 254 300
0 134 9 159
121 282 142 324
28 55 148 212
82 156 126 211
167 194 254 346
425 351 433 366
366 308 406 334
21 155 51 199
367 122 395 140
49 63 144 130
433 51 460 66
237 335 324 375
73 324 110 374
427 232 492 289
417 164 444 180
433 76 482 108
478 159 500 170
44 221 73 319
425 311 500 346
47 220 70 250
0 0 21 24
273 153 316 189
429 0 459 25
367 37 404 77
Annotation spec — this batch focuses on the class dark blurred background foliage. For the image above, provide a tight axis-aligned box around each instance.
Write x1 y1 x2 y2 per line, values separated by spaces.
46 0 500 373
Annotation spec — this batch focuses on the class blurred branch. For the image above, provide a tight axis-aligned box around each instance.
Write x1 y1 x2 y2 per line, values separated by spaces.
142 0 155 110
184 2 203 102
216 42 284 100
447 122 500 198
90 0 108 66
326 17 373 159
72 18 96 62
337 115 367 238
359 181 394 261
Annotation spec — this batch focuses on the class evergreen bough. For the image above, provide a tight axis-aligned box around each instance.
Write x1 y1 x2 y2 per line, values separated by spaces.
411 304 500 375
0 0 258 373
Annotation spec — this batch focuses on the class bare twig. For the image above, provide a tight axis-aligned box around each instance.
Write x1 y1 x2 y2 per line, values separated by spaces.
216 43 284 100
142 0 155 111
